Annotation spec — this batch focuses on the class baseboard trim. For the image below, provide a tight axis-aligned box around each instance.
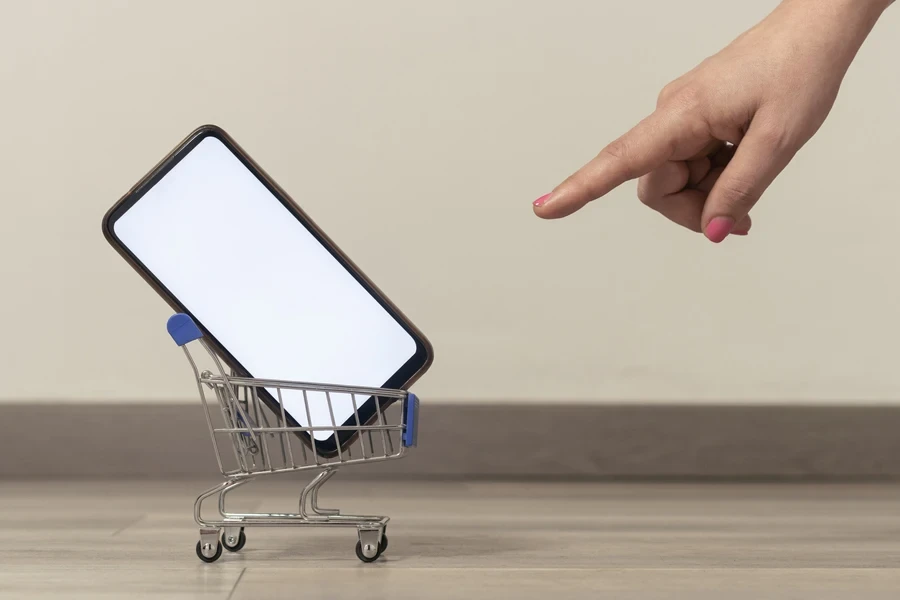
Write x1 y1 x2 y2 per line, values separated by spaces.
4 402 900 480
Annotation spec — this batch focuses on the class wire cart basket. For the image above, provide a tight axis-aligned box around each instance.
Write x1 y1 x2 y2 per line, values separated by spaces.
166 313 420 564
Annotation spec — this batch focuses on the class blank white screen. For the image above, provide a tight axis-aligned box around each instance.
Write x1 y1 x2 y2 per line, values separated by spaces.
114 136 417 440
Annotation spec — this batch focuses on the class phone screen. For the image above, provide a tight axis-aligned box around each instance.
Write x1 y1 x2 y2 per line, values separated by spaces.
111 133 424 443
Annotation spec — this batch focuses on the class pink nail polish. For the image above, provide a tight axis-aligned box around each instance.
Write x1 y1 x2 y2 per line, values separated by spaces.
705 217 734 243
533 193 551 208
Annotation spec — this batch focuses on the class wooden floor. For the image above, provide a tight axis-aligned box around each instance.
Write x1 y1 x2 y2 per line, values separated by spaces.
2 479 900 599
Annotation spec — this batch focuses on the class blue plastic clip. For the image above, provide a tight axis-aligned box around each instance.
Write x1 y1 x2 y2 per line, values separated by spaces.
402 393 419 448
166 313 203 347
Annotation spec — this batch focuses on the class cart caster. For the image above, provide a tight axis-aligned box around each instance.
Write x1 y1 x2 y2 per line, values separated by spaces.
355 529 388 563
222 527 246 552
196 540 223 563
197 528 223 563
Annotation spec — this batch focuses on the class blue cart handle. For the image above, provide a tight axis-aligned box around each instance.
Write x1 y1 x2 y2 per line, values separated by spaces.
167 313 203 346
402 393 419 448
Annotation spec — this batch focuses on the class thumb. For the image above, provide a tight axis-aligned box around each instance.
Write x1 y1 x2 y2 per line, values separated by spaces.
701 120 797 243
534 111 685 219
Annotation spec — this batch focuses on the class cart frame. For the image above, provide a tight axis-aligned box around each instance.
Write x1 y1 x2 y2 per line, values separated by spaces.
166 313 419 563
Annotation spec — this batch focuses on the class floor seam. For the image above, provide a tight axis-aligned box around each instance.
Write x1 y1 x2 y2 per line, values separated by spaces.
227 567 247 600
111 515 146 537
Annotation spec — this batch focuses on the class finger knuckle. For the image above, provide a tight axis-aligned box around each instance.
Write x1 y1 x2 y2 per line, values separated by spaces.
659 83 705 113
599 140 637 181
656 83 679 107
715 175 758 211
754 121 792 151
601 139 627 162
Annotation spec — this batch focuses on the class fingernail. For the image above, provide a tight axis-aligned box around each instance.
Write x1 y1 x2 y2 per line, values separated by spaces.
705 216 734 243
533 193 551 208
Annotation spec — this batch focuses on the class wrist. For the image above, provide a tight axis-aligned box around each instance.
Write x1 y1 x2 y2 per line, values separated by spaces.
778 0 890 44
856 0 894 15
787 0 894 16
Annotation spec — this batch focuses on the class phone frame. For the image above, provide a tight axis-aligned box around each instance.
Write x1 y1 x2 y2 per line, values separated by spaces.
102 124 433 458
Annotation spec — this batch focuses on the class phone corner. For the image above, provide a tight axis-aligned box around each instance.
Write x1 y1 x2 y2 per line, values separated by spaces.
191 123 229 141
417 328 436 373
421 339 436 372
100 203 119 244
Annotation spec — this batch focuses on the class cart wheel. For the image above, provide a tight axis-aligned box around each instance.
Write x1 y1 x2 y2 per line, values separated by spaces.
196 540 223 563
355 540 381 563
379 534 388 553
222 528 246 552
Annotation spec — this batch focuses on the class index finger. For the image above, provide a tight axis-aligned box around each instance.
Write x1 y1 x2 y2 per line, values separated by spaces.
534 111 686 219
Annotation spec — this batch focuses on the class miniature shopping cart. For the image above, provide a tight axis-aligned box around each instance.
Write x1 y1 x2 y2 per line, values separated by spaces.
166 313 420 564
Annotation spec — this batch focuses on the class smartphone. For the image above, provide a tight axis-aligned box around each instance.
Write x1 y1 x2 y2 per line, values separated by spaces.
103 125 433 456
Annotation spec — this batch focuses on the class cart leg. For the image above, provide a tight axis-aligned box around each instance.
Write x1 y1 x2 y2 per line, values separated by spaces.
195 480 232 526
299 468 340 517
309 469 340 516
218 477 252 519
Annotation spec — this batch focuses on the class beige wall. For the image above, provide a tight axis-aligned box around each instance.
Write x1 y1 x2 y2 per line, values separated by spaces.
1 0 898 403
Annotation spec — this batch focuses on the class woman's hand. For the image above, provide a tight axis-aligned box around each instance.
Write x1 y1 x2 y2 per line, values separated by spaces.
532 0 892 242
